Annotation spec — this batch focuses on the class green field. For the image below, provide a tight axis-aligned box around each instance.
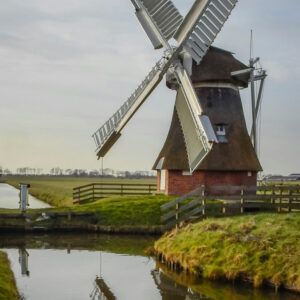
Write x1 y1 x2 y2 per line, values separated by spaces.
0 251 19 300
155 213 300 292
4 176 156 207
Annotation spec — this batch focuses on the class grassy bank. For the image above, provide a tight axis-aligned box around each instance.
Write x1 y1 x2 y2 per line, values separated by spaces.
0 251 19 300
4 176 156 207
0 194 175 230
72 194 174 226
154 213 300 292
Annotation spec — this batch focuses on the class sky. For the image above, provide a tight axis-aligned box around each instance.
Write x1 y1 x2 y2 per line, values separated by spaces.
0 0 299 175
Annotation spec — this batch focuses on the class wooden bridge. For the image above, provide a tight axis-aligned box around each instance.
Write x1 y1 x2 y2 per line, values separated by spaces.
73 182 157 204
161 185 300 228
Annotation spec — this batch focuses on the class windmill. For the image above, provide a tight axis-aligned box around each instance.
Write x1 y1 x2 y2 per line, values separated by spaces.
92 0 263 195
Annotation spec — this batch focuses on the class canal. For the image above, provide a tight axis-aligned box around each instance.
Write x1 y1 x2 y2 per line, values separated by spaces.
0 183 51 209
0 233 298 300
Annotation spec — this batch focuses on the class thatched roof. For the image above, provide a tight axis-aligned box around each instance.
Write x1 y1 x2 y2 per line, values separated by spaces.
190 46 250 88
153 47 262 172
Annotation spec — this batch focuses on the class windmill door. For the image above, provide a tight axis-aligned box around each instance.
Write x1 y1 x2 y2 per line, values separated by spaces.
160 170 166 191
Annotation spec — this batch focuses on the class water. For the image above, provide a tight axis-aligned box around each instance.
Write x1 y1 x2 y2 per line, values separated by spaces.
0 233 298 300
0 183 51 209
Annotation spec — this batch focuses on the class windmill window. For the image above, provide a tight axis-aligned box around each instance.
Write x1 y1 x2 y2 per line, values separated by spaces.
216 124 228 143
216 125 226 135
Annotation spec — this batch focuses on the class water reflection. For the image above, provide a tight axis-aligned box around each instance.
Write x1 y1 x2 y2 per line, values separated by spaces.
152 268 211 300
18 248 30 276
90 276 116 300
1 233 298 300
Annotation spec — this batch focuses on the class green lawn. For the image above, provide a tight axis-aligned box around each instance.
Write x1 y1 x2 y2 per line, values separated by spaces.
0 251 19 300
4 176 156 207
155 213 300 292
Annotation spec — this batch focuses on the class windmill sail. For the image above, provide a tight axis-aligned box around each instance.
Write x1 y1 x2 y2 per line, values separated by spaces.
175 67 217 172
93 58 167 158
175 0 238 64
169 0 238 170
136 0 183 44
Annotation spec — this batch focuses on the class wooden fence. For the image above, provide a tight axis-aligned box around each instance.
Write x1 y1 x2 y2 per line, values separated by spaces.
73 182 157 204
161 185 300 228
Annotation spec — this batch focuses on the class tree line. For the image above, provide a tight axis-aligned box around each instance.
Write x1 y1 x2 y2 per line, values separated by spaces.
0 166 156 178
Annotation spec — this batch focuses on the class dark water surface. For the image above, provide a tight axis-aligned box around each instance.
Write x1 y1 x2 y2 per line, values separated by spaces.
0 183 51 209
0 233 298 300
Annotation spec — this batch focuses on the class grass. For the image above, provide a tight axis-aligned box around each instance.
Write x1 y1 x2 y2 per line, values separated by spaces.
0 251 19 300
72 194 175 226
4 176 156 207
1 176 177 227
154 213 300 292
0 194 176 227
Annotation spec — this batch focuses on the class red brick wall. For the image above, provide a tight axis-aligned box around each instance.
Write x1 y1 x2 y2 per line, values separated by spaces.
157 170 257 195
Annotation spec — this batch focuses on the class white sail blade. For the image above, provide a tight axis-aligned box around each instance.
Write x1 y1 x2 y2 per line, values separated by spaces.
174 0 238 64
133 0 183 48
92 58 168 158
175 66 217 171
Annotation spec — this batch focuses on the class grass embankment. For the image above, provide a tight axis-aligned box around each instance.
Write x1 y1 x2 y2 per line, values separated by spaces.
155 213 300 292
4 176 156 207
0 251 19 300
72 195 174 226
0 194 175 229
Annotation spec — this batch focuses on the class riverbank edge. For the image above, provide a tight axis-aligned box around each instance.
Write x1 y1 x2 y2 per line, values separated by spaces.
153 248 300 295
153 214 300 295
0 216 166 234
0 251 19 300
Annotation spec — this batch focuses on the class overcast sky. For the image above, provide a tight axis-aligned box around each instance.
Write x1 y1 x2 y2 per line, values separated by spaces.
0 0 299 175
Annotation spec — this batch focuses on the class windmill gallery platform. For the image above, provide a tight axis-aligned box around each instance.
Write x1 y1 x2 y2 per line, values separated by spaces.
154 47 261 195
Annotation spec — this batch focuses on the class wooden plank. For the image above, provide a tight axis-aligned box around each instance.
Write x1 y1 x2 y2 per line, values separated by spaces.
92 183 156 187
243 202 300 209
205 194 300 201
161 187 204 211
206 185 300 192
177 205 205 224
73 183 95 190
161 198 202 222
73 187 94 195
73 182 156 191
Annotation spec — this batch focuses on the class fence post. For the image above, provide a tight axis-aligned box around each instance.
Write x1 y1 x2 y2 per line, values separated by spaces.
288 190 292 213
222 203 226 215
271 188 274 205
175 203 179 229
148 184 151 195
201 185 206 217
78 187 81 203
121 184 123 196
92 184 95 202
278 188 282 213
241 188 244 214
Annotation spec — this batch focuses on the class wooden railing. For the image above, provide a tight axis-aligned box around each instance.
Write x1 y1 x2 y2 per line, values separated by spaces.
161 185 300 228
73 182 157 204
